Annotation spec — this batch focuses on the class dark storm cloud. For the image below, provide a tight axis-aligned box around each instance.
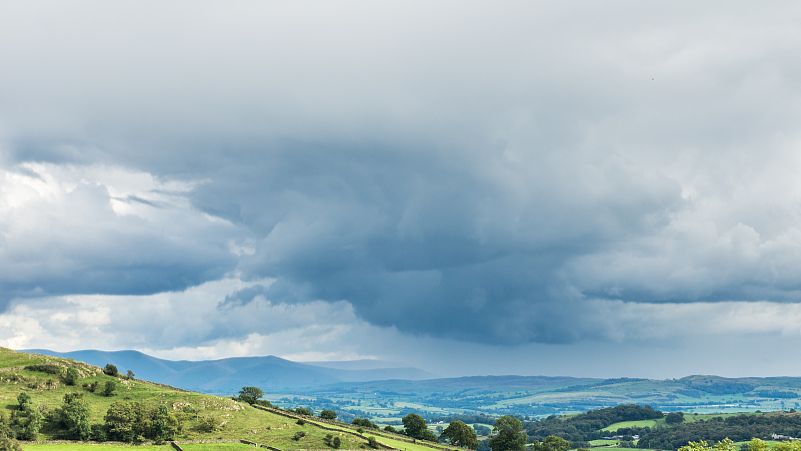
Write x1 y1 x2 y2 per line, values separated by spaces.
3 1 801 345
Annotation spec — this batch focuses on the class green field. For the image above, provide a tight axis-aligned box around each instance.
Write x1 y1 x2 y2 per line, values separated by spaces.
0 348 450 451
23 444 255 451
602 419 663 432
23 445 173 450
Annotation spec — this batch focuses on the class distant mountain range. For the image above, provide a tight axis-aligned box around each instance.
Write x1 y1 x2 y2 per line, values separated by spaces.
26 349 801 420
25 349 433 394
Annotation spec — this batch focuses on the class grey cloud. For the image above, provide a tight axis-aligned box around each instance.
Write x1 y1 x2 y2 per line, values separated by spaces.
3 1 801 345
0 163 239 306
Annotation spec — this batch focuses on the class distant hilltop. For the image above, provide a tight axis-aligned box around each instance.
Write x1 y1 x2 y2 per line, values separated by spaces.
25 348 434 393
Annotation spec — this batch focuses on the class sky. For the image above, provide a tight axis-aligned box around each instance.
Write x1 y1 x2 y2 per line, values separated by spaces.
2 1 801 378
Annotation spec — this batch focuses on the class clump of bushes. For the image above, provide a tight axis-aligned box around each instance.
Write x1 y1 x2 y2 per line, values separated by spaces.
103 402 180 443
10 392 42 440
102 364 119 377
292 431 306 441
24 364 61 375
196 416 220 433
63 368 80 386
352 418 378 429
296 419 306 426
324 433 342 449
102 381 117 397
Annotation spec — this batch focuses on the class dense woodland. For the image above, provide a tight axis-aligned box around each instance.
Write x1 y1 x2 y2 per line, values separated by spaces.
638 413 801 450
525 404 663 443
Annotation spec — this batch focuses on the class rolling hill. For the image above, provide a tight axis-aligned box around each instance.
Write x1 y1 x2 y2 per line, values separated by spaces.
0 348 452 451
27 349 432 393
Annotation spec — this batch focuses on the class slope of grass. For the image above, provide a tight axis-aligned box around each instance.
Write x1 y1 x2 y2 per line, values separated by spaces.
0 348 371 450
602 419 663 432
23 445 173 450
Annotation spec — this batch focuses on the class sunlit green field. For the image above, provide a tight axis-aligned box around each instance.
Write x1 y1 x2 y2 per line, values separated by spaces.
23 445 172 451
602 419 663 431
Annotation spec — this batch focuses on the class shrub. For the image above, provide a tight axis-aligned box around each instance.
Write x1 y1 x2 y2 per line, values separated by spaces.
353 418 378 429
90 424 108 442
63 368 80 386
103 364 119 377
24 364 61 375
320 409 337 420
384 425 398 433
368 436 380 449
296 419 306 426
102 381 117 397
196 416 220 433
83 381 98 393
0 436 22 451
333 436 342 449
292 431 306 441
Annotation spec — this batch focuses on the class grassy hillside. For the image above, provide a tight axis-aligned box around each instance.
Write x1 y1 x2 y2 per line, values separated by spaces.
0 348 449 451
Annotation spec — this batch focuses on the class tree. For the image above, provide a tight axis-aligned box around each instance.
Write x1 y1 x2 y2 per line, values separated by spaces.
532 436 570 451
0 413 22 451
103 364 119 377
746 439 769 451
103 380 118 397
238 386 264 405
64 368 80 386
15 393 31 410
774 442 801 451
402 414 436 441
10 393 42 440
58 393 91 440
126 370 135 380
320 409 337 420
294 407 312 416
665 412 685 424
679 439 737 451
149 405 179 443
489 416 527 451
385 425 398 433
104 402 144 442
441 421 479 449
